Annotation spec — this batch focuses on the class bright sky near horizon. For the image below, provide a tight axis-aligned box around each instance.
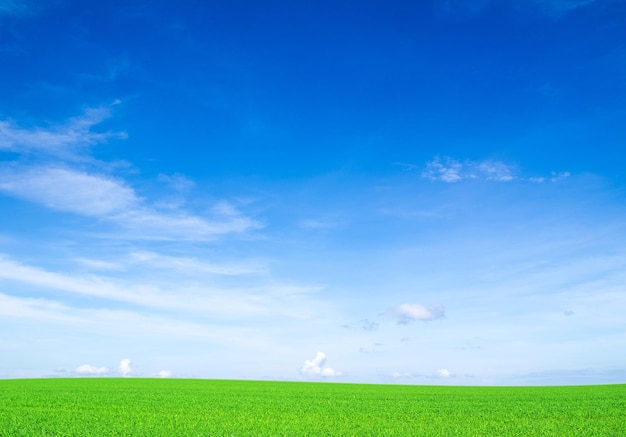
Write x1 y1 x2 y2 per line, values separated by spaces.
1 0 625 385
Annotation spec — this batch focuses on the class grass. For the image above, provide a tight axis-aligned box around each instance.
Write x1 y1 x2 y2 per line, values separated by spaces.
1 378 625 436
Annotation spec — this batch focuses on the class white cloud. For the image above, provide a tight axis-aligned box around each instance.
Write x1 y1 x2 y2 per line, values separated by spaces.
437 368 451 378
119 359 132 376
550 171 571 182
74 364 109 375
128 251 266 276
0 166 138 217
157 370 172 378
422 157 515 183
0 255 326 322
387 303 445 324
118 206 261 241
0 291 275 348
0 164 260 240
0 106 259 241
74 258 124 271
422 156 571 184
476 161 515 181
75 359 132 377
530 171 571 183
300 352 342 377
0 103 125 158
422 157 465 182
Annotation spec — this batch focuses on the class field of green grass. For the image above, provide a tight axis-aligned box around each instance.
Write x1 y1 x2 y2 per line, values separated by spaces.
1 378 624 436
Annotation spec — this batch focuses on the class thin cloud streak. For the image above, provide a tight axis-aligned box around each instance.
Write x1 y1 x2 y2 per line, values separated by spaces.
421 156 570 184
0 165 137 216
128 251 267 276
0 254 324 320
0 164 261 240
0 291 273 345
422 157 516 182
0 105 261 241
0 103 125 159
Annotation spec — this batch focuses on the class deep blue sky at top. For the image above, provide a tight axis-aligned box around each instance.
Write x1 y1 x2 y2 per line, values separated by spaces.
2 0 624 180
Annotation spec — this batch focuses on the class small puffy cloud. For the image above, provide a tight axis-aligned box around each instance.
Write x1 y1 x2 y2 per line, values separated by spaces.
119 358 132 376
437 368 451 378
422 157 464 182
387 303 445 324
74 364 109 376
300 352 342 377
157 370 172 378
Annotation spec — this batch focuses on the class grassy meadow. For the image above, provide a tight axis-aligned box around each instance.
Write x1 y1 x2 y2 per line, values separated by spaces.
0 378 624 436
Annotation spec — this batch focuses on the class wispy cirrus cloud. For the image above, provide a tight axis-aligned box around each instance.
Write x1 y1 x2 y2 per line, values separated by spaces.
529 172 571 183
422 156 516 182
0 164 259 240
421 156 570 184
0 102 126 159
0 291 271 345
128 251 267 276
0 165 137 216
0 104 261 240
0 255 266 317
0 254 324 321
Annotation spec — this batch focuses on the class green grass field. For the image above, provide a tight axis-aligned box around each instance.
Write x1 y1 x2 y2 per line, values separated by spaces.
1 378 624 436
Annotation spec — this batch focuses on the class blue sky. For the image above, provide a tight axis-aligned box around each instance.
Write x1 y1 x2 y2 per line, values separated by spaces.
1 0 625 384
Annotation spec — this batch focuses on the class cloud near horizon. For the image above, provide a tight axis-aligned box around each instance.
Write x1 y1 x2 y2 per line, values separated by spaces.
73 358 131 377
437 368 451 378
74 364 109 376
300 352 342 377
119 359 132 376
